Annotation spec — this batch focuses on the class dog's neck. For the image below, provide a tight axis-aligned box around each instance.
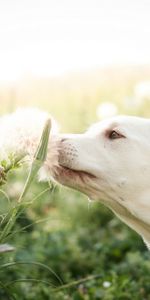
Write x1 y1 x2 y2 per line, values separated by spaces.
101 199 150 249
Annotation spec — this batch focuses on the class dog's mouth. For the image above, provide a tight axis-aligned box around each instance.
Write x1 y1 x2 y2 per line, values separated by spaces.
61 165 96 179
53 144 97 185
54 164 97 184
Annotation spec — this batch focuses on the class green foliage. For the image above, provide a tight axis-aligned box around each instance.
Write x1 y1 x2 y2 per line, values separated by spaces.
0 179 149 299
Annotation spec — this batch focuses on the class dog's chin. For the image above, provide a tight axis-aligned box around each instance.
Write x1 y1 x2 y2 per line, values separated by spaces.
53 164 97 190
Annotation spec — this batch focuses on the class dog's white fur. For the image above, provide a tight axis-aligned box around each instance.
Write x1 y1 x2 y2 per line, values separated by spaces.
0 109 150 248
56 116 150 249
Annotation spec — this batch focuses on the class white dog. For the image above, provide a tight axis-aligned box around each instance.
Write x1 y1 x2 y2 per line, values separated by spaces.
54 116 150 249
0 109 150 248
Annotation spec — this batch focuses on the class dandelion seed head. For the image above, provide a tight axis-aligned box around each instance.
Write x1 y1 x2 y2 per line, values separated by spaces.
0 108 60 179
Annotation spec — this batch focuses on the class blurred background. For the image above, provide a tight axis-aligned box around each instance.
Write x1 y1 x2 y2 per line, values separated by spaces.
0 0 150 299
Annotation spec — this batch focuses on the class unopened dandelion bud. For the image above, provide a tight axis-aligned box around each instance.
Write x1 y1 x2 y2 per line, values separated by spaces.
34 119 51 162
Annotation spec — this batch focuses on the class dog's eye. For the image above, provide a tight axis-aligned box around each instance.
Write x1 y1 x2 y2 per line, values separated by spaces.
109 130 122 140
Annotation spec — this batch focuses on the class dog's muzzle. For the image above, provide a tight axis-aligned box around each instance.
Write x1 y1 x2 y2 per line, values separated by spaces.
58 138 78 169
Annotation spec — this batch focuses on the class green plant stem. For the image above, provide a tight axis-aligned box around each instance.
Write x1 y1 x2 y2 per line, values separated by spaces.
52 274 102 292
5 278 54 288
0 261 63 285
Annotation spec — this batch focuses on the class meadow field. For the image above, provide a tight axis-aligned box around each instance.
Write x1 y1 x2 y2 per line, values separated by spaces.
0 65 150 299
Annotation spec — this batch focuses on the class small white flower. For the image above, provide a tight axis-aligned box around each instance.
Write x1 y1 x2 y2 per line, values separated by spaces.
103 281 111 288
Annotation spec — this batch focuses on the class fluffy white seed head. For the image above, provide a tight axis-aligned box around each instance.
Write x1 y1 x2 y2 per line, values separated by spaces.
0 107 60 180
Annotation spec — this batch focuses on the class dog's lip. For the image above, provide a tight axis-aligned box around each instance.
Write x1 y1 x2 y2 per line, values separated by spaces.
58 164 97 179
